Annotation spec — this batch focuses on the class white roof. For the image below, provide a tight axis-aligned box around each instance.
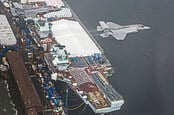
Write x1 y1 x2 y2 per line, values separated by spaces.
21 0 64 8
43 8 72 19
0 15 16 46
21 0 43 3
51 20 101 57
45 0 64 7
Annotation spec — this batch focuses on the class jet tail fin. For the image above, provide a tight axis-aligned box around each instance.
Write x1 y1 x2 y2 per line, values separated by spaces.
106 22 121 29
97 26 103 31
99 21 110 29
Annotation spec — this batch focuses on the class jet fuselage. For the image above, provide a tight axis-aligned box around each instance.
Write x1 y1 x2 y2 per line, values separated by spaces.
97 21 150 40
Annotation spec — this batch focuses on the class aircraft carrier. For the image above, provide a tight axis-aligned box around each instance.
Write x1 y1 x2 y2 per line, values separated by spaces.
0 0 124 115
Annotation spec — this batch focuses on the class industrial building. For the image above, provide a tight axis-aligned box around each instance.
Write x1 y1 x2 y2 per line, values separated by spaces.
0 15 16 46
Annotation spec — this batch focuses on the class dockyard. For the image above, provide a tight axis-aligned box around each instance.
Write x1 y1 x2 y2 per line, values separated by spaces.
0 0 124 115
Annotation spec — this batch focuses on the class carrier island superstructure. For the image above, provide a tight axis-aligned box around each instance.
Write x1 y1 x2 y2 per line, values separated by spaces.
1 0 124 114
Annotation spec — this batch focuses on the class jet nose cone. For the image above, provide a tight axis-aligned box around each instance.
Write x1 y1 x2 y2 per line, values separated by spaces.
144 26 150 30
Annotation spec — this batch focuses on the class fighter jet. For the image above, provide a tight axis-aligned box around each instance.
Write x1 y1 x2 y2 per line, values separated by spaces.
97 21 150 40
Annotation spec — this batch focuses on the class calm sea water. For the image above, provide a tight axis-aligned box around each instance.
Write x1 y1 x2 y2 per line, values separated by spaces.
66 0 174 115
1 0 174 115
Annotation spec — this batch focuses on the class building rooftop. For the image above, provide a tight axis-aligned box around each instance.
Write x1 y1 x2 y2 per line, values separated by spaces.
21 0 64 8
51 19 101 57
0 15 16 46
43 8 72 19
